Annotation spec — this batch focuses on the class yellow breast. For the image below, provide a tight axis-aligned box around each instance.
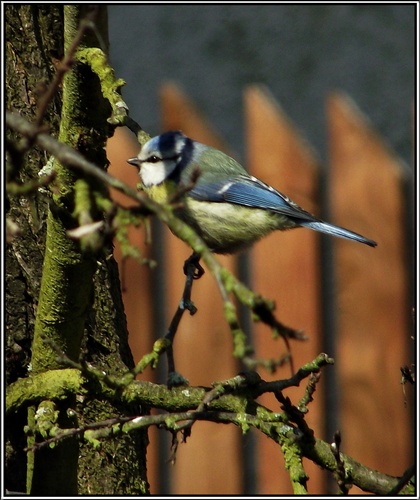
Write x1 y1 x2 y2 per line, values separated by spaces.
142 181 178 204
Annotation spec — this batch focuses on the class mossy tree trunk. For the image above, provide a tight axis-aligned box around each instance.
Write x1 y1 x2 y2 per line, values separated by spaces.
5 5 149 494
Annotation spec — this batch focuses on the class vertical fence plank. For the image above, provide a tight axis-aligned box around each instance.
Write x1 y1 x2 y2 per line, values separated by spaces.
327 92 412 488
159 82 242 494
244 85 325 494
160 81 228 148
107 127 155 374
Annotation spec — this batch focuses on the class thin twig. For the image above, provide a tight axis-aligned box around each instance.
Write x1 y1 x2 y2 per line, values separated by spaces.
173 371 262 437
164 253 201 386
25 415 135 452
331 430 352 494
41 335 127 390
297 372 321 413
256 353 334 397
386 464 415 495
34 6 99 130
242 352 291 373
6 172 56 196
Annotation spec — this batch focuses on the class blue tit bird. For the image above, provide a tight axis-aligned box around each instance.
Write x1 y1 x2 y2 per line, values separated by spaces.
127 130 377 254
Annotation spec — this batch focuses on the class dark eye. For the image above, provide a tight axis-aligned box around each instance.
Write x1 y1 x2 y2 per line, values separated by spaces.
147 155 161 163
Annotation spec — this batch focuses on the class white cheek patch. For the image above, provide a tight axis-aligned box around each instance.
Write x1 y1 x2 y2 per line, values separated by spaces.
140 160 176 187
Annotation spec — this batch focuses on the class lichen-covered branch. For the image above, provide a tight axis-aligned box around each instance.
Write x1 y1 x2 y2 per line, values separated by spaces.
75 46 149 146
6 362 413 495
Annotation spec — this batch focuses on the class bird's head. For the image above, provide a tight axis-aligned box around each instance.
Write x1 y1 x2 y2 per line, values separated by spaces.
127 131 194 187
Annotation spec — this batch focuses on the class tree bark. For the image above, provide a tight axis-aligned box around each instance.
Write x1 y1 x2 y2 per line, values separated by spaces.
5 5 149 494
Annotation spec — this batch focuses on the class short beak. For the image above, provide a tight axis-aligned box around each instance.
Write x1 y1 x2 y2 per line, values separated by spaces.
127 157 140 171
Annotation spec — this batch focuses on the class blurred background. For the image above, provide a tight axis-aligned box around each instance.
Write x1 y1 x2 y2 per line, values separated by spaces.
106 4 415 495
109 4 413 162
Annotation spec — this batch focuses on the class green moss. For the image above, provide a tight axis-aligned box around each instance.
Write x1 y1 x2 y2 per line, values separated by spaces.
76 47 125 105
281 431 309 494
31 208 96 372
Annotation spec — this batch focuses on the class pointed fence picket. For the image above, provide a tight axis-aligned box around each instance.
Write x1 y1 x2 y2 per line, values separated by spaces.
327 92 413 490
107 82 413 495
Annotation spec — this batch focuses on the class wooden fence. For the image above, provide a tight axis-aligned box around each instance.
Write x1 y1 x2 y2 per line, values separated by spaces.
106 82 413 495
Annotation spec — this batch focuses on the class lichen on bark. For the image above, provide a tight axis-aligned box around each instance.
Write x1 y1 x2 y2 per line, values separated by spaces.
6 5 149 495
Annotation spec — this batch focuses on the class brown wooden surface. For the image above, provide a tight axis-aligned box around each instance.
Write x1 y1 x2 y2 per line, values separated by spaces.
106 86 413 495
244 85 325 494
327 92 413 491
161 82 242 494
107 127 156 376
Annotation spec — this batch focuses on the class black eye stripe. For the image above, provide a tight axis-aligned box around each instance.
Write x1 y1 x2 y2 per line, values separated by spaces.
147 155 161 163
145 153 180 164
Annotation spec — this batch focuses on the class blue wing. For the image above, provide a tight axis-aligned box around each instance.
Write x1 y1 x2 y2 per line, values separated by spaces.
189 174 377 247
189 174 316 222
